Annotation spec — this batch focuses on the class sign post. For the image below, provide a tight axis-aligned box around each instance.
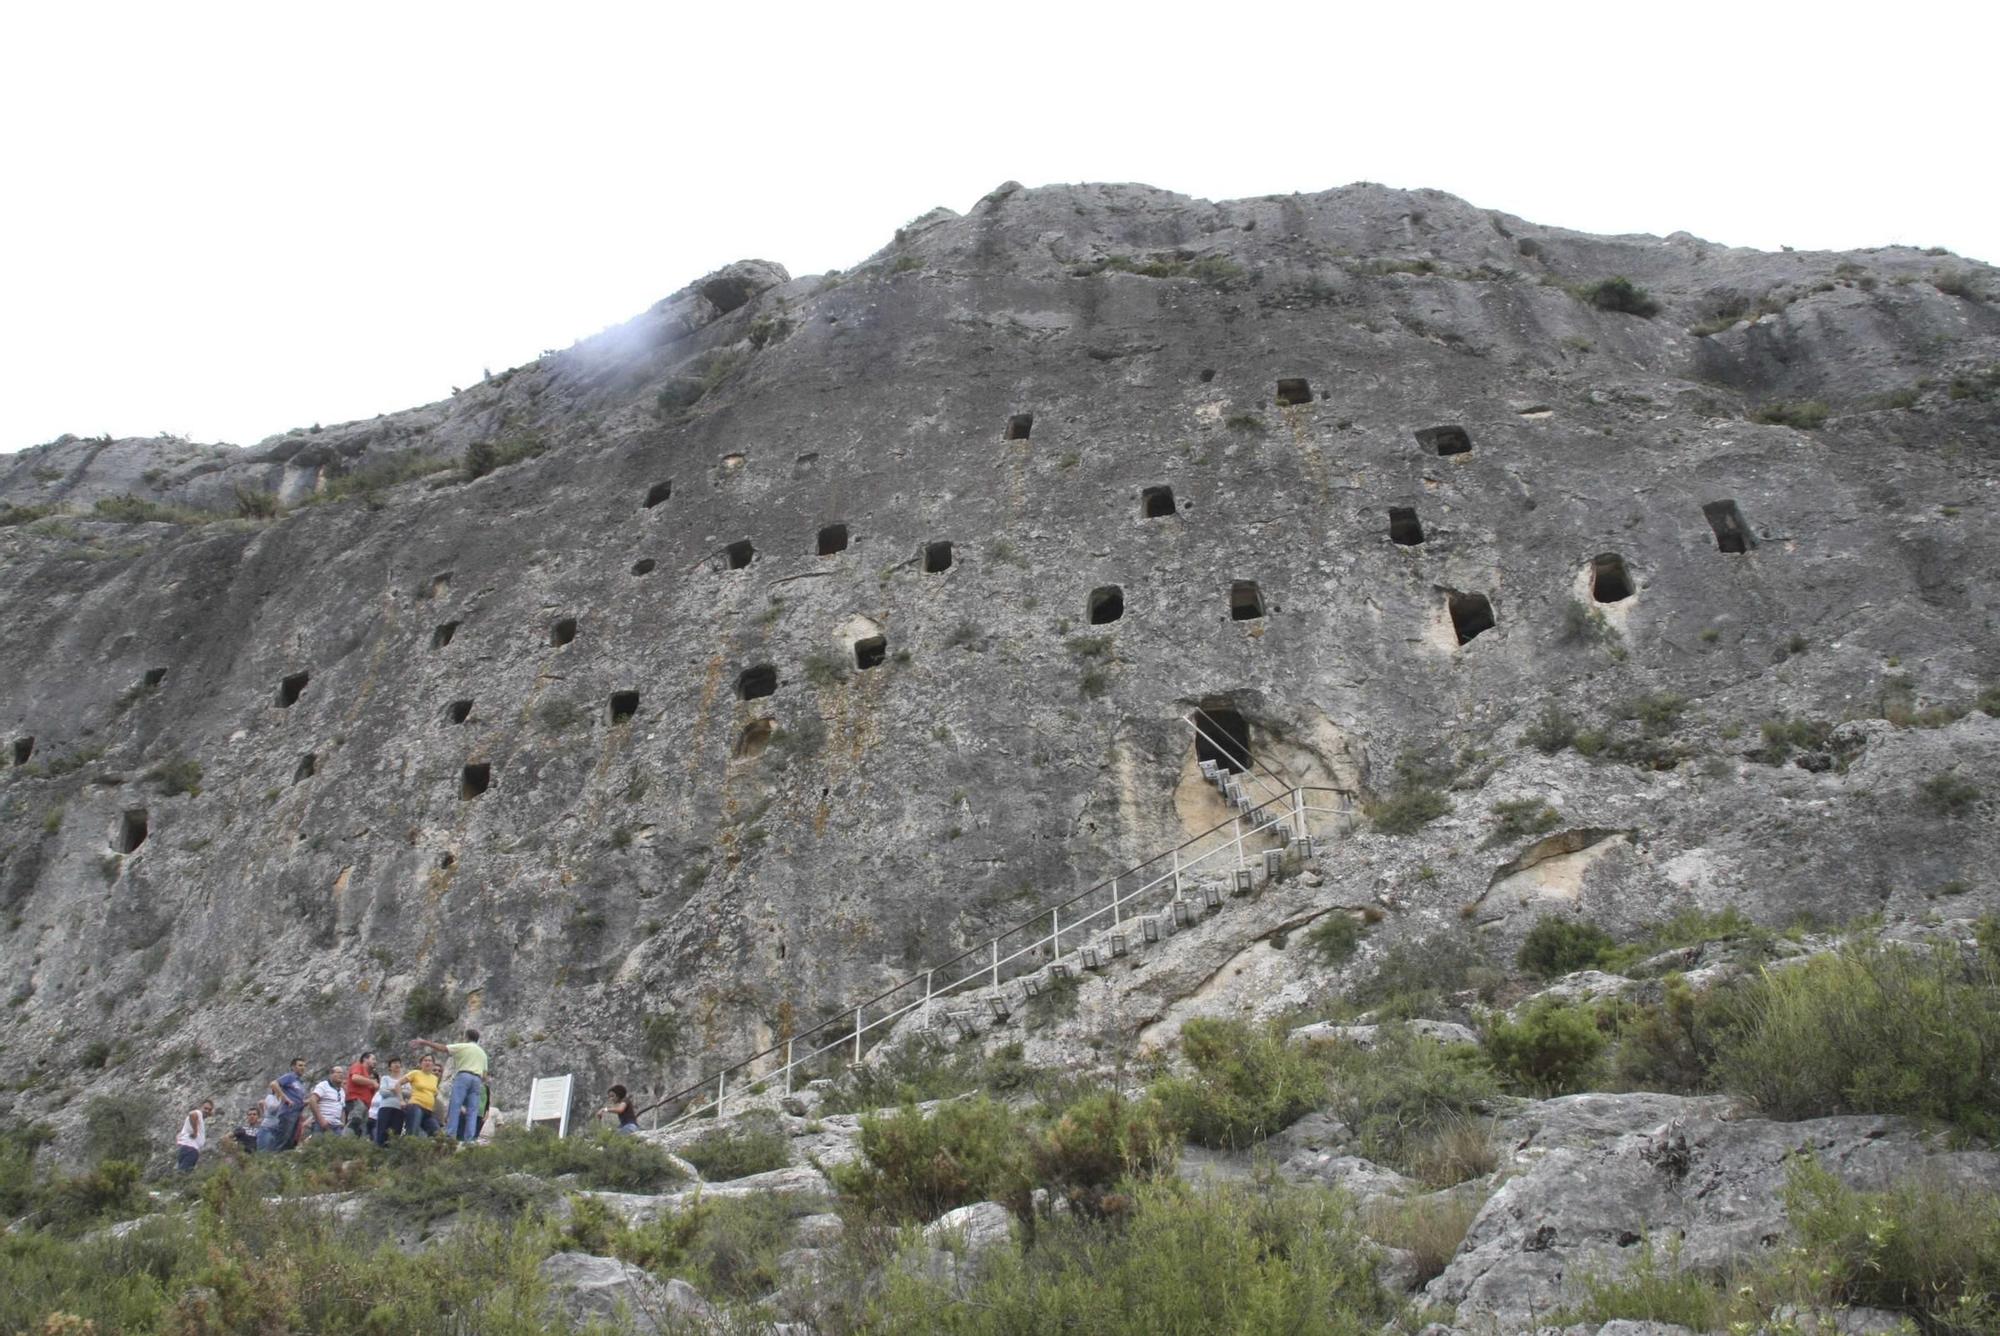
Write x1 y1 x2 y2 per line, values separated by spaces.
526 1074 574 1137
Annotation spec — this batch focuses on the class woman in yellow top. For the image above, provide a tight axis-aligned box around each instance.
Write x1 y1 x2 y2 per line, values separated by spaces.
404 1054 441 1137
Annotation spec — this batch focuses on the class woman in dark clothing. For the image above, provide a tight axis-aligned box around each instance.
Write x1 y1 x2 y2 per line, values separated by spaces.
597 1084 640 1134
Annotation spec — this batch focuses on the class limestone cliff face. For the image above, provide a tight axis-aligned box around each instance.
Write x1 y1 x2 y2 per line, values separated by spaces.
1 182 1996 1127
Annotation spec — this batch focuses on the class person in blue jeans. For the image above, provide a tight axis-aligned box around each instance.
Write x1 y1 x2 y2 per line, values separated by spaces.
266 1057 310 1152
412 1028 489 1142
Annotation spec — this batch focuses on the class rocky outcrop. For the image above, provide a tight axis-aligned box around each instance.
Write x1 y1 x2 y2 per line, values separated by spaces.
538 1251 714 1333
1 180 1996 1155
1427 1093 2000 1327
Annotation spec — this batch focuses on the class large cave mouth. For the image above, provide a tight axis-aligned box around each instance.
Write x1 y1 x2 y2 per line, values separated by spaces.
1192 702 1251 775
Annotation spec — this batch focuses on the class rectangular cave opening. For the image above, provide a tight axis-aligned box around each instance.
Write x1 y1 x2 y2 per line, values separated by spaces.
429 572 452 599
853 635 888 670
432 621 460 650
460 763 491 800
1449 591 1496 644
446 699 474 725
1141 485 1176 519
143 667 168 688
1193 701 1251 774
923 541 953 574
278 672 310 708
1088 585 1124 624
1416 425 1473 456
738 665 778 700
1591 552 1634 602
1703 500 1753 553
631 558 657 576
294 752 317 783
644 481 673 509
1275 378 1313 406
1229 580 1264 621
817 523 849 556
116 808 149 854
550 617 577 647
609 691 640 725
724 540 755 570
1388 507 1425 546
1005 413 1033 441
12 737 33 766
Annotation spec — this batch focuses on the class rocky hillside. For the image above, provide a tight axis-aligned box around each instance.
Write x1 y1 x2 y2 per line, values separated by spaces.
2 179 1997 1132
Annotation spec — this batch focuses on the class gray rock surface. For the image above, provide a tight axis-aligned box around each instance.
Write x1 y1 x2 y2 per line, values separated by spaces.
538 1251 713 1334
1428 1094 2000 1327
0 181 1996 1157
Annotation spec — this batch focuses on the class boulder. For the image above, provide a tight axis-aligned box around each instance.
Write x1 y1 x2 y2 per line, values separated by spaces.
1290 1019 1480 1048
538 1251 713 1334
1426 1094 2000 1328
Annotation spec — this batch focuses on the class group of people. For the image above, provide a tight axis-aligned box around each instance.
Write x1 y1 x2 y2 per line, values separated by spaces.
173 1029 491 1171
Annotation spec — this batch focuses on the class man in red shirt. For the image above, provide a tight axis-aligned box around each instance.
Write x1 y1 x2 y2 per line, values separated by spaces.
343 1051 380 1135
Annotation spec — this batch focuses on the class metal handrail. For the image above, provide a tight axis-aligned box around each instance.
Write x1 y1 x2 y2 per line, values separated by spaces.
638 753 1352 1125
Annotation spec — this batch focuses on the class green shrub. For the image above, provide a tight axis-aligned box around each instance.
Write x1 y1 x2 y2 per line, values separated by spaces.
402 981 457 1032
1622 691 1688 735
867 1181 1391 1335
1612 975 1735 1094
305 451 456 505
463 434 546 479
1517 915 1616 977
1365 781 1449 835
91 495 220 525
232 485 283 518
1303 912 1364 965
1485 797 1560 847
1783 1155 2000 1332
1575 276 1660 317
832 1097 1033 1222
1949 365 2000 402
1713 941 2000 1137
1560 599 1616 647
1363 1188 1488 1285
1554 1236 1728 1329
1524 702 1578 753
1149 1018 1333 1149
559 1189 797 1302
1931 268 1987 301
1326 1026 1500 1173
83 1095 155 1167
1224 413 1268 433
1919 771 1982 816
1482 998 1607 1095
1033 1091 1180 1215
1755 715 1839 765
1749 399 1830 429
144 755 202 797
680 1117 791 1181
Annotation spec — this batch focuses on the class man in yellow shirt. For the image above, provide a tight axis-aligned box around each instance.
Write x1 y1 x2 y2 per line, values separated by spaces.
404 1055 442 1137
413 1028 488 1143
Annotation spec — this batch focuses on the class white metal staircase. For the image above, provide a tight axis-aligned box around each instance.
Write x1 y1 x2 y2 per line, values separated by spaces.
646 710 1354 1126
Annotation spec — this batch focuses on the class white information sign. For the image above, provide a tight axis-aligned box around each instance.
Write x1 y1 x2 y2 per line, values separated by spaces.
527 1074 574 1137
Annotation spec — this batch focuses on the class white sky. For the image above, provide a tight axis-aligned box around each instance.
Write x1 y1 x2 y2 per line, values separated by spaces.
3 1 1993 453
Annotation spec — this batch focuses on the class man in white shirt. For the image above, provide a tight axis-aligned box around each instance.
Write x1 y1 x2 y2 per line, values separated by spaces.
175 1100 214 1172
309 1065 348 1138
